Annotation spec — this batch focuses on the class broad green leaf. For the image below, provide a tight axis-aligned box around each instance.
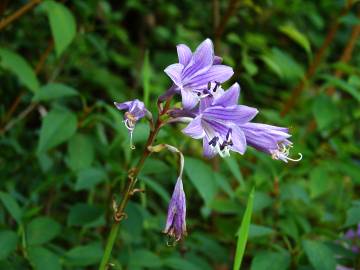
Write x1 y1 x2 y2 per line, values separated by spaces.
0 191 22 224
279 24 311 55
211 199 241 214
233 188 255 270
67 203 104 227
75 168 107 191
28 246 62 270
322 75 360 102
162 257 199 270
26 217 61 245
142 176 170 202
42 1 76 56
250 251 290 270
344 205 360 227
312 94 338 131
67 134 94 171
0 48 39 93
129 249 162 267
0 230 18 260
37 108 77 153
184 157 218 207
224 157 244 185
33 83 78 102
303 240 336 270
309 167 330 198
142 50 151 106
260 54 283 78
249 224 274 239
65 242 103 266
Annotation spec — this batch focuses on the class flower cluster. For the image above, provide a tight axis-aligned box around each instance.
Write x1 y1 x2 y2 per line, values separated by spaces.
114 38 302 242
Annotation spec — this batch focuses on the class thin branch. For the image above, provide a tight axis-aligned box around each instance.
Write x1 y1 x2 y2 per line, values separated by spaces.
0 0 42 31
280 2 354 116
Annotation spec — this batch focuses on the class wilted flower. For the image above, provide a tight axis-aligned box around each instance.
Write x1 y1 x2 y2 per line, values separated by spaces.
114 99 148 148
182 83 258 158
164 177 187 241
164 38 233 109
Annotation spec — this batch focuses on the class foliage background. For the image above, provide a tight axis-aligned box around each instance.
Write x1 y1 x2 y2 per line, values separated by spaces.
0 0 360 269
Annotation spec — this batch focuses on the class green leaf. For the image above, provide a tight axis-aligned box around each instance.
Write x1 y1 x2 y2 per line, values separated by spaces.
344 205 360 227
37 108 77 153
65 242 103 266
322 75 360 102
250 251 290 270
279 24 311 55
142 176 170 202
224 157 244 185
129 249 162 268
67 203 104 227
312 94 338 130
28 246 62 270
42 0 76 56
249 224 274 239
67 134 94 171
260 54 283 78
184 157 218 207
309 167 330 198
0 230 18 260
0 48 39 93
26 217 61 245
75 168 107 191
142 50 152 106
303 240 336 270
33 83 78 102
162 257 199 270
0 191 22 224
233 188 255 270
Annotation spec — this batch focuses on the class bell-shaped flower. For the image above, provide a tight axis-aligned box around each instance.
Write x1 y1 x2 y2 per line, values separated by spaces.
164 177 187 241
164 39 233 109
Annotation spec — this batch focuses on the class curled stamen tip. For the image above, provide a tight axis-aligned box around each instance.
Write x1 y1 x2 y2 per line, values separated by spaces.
290 153 303 162
130 145 136 150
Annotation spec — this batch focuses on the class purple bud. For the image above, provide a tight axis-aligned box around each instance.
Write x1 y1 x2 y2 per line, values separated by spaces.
163 177 187 241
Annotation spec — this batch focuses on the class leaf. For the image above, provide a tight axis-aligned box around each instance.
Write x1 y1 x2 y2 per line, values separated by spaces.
129 249 162 267
309 167 330 198
42 0 76 56
279 24 311 55
65 242 103 266
33 83 78 102
344 205 360 227
184 157 218 207
249 224 274 239
312 94 338 131
224 157 244 185
260 54 283 78
233 188 255 270
0 230 18 260
0 191 22 224
0 48 39 93
67 134 94 171
28 246 62 270
162 257 199 270
37 108 77 153
322 75 360 102
303 240 336 270
67 203 104 227
142 176 170 202
75 168 107 191
26 217 61 245
250 251 290 270
142 50 152 106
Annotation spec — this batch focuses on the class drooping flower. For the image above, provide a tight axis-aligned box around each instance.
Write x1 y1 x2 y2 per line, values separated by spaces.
164 177 187 241
182 83 258 158
164 39 234 109
114 99 148 149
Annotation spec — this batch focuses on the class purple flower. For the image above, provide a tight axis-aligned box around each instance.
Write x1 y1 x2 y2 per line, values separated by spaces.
114 99 148 148
164 39 233 109
164 177 187 241
182 83 258 158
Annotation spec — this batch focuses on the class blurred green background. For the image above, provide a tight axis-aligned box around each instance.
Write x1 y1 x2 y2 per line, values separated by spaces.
1 0 360 269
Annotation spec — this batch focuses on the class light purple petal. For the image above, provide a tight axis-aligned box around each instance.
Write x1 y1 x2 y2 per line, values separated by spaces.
181 88 199 110
182 115 205 139
203 105 258 124
164 63 184 87
182 39 214 81
199 96 213 113
213 83 240 107
177 44 192 66
203 137 217 158
213 56 223 64
114 101 131 111
188 65 234 88
230 125 247 154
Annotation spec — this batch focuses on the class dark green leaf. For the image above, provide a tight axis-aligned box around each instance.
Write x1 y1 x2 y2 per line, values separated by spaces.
67 134 94 171
67 203 104 227
0 191 22 224
0 230 18 260
65 242 103 266
28 247 62 270
75 168 107 191
250 251 290 270
26 217 61 245
303 240 336 270
33 83 78 102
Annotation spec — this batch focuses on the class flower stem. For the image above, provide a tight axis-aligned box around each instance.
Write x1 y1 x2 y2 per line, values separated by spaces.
98 98 171 270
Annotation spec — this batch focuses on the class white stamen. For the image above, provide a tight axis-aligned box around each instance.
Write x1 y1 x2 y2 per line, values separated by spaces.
271 143 302 163
123 119 136 150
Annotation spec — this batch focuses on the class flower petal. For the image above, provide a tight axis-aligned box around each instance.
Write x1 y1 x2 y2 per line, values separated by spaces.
188 65 234 88
177 44 192 66
230 125 247 154
213 83 240 107
181 88 199 110
114 101 131 111
213 56 223 64
164 63 184 87
182 115 205 139
182 39 214 82
203 105 258 124
203 137 217 158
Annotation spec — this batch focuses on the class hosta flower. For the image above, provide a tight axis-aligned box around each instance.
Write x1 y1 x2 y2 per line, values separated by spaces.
182 83 258 158
114 99 148 148
164 177 187 241
164 39 233 109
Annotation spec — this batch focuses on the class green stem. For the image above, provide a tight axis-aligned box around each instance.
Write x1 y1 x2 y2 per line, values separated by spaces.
98 99 171 270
